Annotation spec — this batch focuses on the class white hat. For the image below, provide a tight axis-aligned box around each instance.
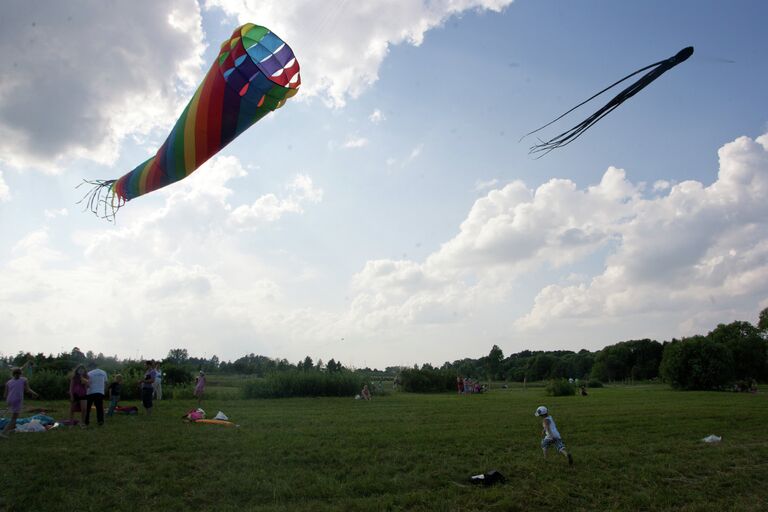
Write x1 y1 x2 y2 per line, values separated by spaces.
534 406 548 417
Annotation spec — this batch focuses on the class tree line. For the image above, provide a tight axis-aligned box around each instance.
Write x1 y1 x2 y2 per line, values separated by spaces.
4 309 767 392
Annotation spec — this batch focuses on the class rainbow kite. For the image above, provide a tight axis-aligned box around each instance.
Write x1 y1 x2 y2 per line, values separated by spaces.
82 23 301 220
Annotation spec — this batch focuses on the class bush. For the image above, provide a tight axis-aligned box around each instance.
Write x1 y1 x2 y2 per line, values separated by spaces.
28 370 70 400
545 379 576 396
161 365 193 386
109 368 147 401
164 383 240 400
399 368 456 393
586 380 604 388
243 371 368 398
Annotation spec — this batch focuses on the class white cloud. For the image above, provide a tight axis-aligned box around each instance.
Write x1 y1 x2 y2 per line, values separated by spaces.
402 143 424 167
516 135 768 332
0 170 9 201
346 134 768 348
0 155 326 361
369 109 386 124
3 132 767 366
204 0 513 106
0 0 513 173
0 0 205 172
229 173 323 228
343 136 369 149
474 178 499 191
44 208 69 219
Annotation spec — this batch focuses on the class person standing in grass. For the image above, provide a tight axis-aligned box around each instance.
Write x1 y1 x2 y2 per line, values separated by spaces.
85 362 108 427
194 371 206 405
69 364 89 427
107 374 123 417
153 362 163 400
1 367 39 438
534 405 573 465
141 360 157 415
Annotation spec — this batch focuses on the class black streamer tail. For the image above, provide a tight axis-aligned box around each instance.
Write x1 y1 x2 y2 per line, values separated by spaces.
76 180 124 222
523 46 694 157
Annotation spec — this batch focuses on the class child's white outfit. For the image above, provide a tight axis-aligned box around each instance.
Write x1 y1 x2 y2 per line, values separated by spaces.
541 415 566 452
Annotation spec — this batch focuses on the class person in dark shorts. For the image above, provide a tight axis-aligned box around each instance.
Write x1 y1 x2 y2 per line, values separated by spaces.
107 374 123 417
141 361 157 415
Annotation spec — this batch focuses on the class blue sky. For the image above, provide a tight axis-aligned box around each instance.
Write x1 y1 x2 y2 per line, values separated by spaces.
1 0 767 367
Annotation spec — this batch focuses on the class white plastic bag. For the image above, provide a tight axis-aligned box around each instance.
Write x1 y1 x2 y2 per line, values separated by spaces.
16 420 46 432
214 411 229 421
702 434 722 443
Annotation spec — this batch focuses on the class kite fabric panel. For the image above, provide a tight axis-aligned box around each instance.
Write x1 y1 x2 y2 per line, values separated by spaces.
81 23 301 220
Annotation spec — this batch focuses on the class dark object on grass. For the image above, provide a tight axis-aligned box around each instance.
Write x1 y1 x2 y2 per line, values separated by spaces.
470 470 506 486
114 405 138 415
523 46 694 156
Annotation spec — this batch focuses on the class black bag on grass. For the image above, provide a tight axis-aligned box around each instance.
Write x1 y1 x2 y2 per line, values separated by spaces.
469 470 506 486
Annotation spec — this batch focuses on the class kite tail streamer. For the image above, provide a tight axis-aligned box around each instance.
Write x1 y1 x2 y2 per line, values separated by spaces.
525 46 693 156
83 23 300 220
77 179 124 221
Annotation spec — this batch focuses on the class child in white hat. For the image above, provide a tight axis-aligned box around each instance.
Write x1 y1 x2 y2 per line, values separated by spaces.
535 405 573 465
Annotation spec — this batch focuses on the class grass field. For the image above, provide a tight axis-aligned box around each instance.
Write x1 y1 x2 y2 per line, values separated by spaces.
1 385 766 511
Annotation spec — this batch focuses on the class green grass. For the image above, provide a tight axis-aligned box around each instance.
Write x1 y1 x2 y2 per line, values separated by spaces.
1 385 766 511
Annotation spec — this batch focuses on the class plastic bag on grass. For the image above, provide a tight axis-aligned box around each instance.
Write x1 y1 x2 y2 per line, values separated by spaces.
16 420 46 432
702 435 722 443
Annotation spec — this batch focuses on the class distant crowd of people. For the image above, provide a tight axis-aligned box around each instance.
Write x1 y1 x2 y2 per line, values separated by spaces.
456 377 487 394
2 359 211 438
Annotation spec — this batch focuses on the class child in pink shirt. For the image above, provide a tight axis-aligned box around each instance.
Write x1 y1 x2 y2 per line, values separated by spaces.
2 367 39 438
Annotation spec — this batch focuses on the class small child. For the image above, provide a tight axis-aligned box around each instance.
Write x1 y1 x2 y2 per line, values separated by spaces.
194 371 206 405
534 405 573 465
2 367 39 438
107 374 123 417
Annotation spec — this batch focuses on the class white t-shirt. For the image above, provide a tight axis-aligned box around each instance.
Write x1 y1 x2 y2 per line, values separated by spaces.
87 369 108 394
155 370 162 383
544 416 561 439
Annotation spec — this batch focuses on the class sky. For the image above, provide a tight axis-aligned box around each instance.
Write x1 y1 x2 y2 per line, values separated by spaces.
1 0 767 368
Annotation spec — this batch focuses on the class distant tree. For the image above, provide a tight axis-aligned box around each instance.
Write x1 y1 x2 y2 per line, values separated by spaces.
167 348 189 364
486 345 504 380
660 336 734 390
71 347 85 361
568 351 595 379
301 356 313 371
758 307 768 332
708 321 767 381
549 359 571 379
162 365 193 386
528 354 557 381
591 340 661 382
626 339 664 380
